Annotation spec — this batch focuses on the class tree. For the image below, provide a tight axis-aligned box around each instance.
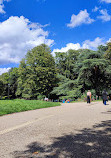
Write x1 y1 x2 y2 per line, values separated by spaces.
0 72 9 98
16 44 58 99
53 48 111 99
97 45 108 55
0 80 4 98
76 50 111 94
16 58 28 97
51 74 82 100
55 49 79 79
8 68 19 98
78 58 109 94
104 42 111 61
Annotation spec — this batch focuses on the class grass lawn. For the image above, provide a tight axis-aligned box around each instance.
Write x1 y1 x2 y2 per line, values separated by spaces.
0 99 61 116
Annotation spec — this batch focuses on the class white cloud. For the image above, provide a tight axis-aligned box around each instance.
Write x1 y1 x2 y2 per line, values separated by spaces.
0 16 54 64
0 0 10 14
101 0 111 3
0 67 11 75
82 37 104 49
97 9 111 22
67 9 94 28
52 43 81 55
107 38 111 43
92 6 99 12
52 37 104 55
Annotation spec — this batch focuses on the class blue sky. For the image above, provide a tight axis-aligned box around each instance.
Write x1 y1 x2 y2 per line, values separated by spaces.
0 0 111 74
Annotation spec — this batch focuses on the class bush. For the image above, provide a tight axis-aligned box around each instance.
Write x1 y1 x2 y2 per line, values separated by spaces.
1 96 8 100
90 89 96 100
37 94 45 100
81 89 96 101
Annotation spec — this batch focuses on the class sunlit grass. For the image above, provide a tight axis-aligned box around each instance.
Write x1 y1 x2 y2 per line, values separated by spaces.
0 99 60 116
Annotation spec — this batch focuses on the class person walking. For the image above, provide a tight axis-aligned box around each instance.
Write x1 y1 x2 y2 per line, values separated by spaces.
102 90 108 105
87 90 91 104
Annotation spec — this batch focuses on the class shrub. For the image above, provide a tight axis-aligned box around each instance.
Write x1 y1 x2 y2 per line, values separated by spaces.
37 94 45 100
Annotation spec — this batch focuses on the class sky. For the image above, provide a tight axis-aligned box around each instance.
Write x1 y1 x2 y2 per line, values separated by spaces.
0 0 111 74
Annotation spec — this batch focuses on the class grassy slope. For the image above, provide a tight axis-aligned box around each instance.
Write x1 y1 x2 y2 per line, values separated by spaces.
0 99 60 116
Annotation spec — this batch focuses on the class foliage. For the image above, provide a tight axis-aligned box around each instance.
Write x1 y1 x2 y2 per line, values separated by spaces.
0 80 4 97
0 43 111 101
0 68 19 99
53 47 111 99
16 44 58 99
37 94 45 100
81 89 96 101
8 67 19 98
55 49 79 79
0 72 9 98
104 42 111 61
51 74 82 99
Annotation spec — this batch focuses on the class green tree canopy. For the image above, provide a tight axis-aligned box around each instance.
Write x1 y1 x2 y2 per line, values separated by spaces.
55 49 79 79
104 42 111 61
16 44 57 99
53 48 111 99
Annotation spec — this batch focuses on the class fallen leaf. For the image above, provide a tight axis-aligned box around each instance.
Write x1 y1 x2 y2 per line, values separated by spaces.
33 151 39 154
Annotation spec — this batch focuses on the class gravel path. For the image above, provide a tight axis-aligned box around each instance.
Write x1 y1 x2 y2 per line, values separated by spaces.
0 101 111 158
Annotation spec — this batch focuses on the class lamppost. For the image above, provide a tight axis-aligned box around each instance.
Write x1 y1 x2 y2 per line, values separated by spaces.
8 84 10 99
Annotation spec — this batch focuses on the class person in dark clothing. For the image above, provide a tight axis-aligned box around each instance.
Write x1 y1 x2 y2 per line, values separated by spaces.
87 96 90 103
87 90 91 104
102 90 108 105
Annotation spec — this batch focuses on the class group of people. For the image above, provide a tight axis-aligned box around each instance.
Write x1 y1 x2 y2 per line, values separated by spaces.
87 90 108 105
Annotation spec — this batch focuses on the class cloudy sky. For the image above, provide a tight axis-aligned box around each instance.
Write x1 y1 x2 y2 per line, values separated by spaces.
0 0 111 74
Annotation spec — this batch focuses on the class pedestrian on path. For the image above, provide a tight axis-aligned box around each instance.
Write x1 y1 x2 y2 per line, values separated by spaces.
102 90 108 105
87 90 91 104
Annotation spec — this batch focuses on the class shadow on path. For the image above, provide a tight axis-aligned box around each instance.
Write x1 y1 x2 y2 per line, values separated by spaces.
12 120 111 158
102 110 111 114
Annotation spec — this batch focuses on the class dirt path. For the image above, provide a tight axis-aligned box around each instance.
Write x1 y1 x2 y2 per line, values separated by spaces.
0 101 111 158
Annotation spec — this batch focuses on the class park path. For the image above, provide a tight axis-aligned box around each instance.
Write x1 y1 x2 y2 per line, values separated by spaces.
0 101 111 158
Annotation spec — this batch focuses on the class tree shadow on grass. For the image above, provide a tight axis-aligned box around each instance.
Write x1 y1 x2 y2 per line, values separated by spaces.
12 120 111 158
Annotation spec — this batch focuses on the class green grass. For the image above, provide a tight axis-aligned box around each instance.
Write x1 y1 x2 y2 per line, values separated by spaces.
0 99 60 116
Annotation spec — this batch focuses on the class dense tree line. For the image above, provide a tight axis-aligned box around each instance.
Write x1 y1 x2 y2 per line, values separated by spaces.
0 43 111 100
0 44 58 99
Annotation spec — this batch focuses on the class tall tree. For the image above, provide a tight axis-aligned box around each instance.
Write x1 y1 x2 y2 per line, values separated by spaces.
16 58 28 97
0 72 9 98
78 58 109 94
8 68 19 98
55 49 79 79
97 45 108 55
16 44 57 99
0 80 4 98
53 48 111 99
104 42 111 61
